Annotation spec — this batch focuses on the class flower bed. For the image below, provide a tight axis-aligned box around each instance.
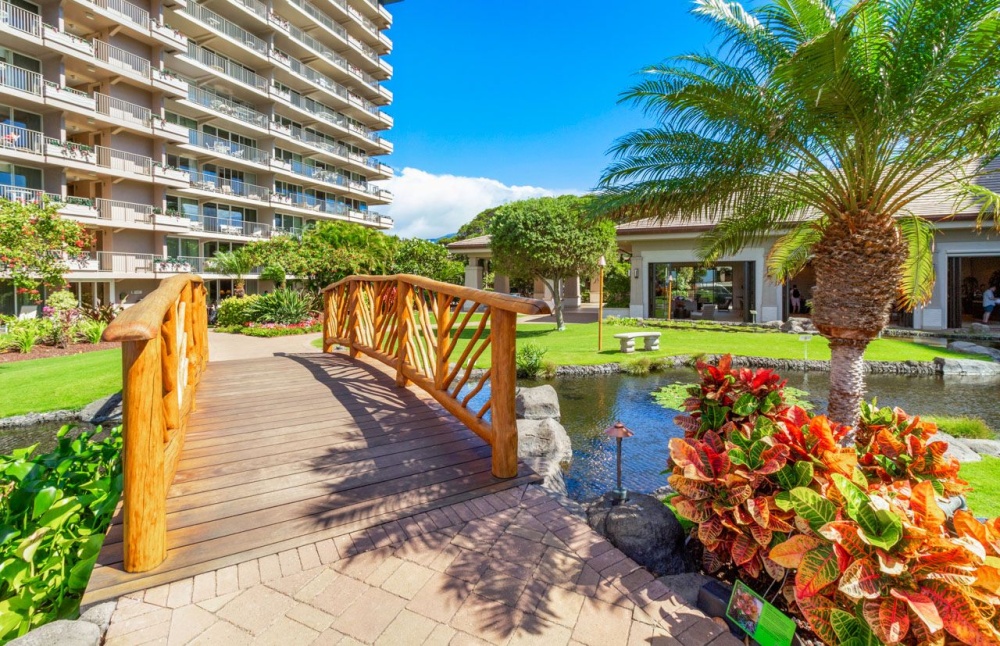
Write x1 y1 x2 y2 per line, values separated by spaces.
666 355 1000 645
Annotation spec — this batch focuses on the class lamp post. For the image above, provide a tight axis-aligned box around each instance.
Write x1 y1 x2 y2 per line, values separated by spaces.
597 255 606 352
605 421 633 505
666 273 674 321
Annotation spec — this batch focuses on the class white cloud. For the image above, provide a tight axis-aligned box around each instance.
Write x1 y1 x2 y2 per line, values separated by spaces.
380 167 580 239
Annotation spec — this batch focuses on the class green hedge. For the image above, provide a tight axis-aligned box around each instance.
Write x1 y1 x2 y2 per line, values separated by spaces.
216 295 261 327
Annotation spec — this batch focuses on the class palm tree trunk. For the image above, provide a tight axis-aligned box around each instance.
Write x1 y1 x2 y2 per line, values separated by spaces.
810 214 903 427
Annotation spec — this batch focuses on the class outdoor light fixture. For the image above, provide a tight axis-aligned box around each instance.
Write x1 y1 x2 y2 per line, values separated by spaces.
597 255 606 352
605 421 633 505
632 268 639 279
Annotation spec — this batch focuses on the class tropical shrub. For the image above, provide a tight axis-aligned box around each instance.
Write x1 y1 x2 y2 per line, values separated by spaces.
0 425 123 641
621 356 652 376
668 356 1000 645
540 360 558 380
245 288 313 325
80 302 122 324
216 294 261 327
5 319 48 354
515 342 547 379
43 291 80 349
74 319 108 344
240 321 321 337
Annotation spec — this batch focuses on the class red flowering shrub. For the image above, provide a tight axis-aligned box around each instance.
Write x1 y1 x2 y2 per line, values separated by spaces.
669 356 1000 645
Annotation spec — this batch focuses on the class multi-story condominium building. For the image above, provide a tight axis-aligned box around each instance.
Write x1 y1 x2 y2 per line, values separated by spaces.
0 0 395 314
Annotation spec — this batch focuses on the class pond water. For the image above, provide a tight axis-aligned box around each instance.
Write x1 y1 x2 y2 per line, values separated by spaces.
0 421 99 455
525 369 1000 501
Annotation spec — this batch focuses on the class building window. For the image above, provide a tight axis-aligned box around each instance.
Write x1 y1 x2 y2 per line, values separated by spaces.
166 237 200 259
165 112 197 130
0 163 41 188
274 213 302 233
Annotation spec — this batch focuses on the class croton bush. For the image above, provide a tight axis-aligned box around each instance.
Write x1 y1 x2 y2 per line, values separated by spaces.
667 356 1000 645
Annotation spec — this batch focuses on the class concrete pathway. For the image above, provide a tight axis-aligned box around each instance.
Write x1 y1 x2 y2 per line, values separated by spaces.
102 485 739 646
208 331 322 362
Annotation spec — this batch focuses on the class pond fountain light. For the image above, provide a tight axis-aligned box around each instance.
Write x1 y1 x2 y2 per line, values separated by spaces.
605 421 633 505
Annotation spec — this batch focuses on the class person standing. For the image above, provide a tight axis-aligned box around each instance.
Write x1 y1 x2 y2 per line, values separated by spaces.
984 283 998 324
790 284 802 314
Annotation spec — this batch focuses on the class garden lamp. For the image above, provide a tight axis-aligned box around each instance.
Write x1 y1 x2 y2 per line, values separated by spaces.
597 255 606 352
605 421 633 505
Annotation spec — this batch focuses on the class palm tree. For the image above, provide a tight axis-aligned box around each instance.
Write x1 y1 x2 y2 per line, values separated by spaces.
598 0 1000 426
208 249 254 297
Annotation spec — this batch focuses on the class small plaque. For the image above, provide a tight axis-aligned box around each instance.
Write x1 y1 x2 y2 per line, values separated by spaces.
799 335 812 342
726 580 796 646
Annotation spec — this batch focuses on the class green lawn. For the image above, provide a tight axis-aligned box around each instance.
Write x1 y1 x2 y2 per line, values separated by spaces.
312 321 981 367
961 457 1000 518
0 349 122 418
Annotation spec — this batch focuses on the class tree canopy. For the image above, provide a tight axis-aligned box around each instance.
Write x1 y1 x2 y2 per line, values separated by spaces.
490 195 616 330
0 200 90 298
597 0 1000 425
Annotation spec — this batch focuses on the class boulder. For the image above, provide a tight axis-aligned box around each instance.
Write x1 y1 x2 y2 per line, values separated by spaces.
78 602 117 633
934 357 1000 377
521 457 568 496
8 620 100 646
780 318 816 334
586 492 694 576
969 322 994 335
517 418 573 466
948 341 1000 361
932 432 982 463
78 393 123 426
961 439 1000 459
515 385 561 421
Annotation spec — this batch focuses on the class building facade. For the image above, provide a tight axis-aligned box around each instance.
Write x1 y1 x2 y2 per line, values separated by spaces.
0 0 395 315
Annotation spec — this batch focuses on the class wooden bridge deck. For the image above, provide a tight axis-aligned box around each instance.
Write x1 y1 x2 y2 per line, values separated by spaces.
83 352 539 605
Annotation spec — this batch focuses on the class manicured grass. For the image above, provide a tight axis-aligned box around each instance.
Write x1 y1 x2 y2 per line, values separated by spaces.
0 349 122 418
961 457 1000 518
926 416 997 440
312 321 982 367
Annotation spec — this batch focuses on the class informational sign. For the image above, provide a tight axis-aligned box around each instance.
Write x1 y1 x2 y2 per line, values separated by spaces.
726 580 796 646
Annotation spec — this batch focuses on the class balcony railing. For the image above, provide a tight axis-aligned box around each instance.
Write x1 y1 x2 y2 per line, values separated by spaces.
95 251 156 273
187 130 269 165
154 255 203 272
96 198 154 223
94 39 151 79
95 145 152 176
186 86 269 129
87 0 150 30
95 92 153 128
179 212 272 238
0 62 42 96
0 0 42 37
185 42 268 92
285 161 347 187
183 2 267 56
231 0 266 20
0 124 43 155
187 169 269 201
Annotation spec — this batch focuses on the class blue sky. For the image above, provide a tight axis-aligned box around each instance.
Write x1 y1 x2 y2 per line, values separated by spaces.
381 0 715 237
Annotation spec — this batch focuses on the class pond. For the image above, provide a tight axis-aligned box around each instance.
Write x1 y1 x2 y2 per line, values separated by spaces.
525 369 1000 501
0 421 100 455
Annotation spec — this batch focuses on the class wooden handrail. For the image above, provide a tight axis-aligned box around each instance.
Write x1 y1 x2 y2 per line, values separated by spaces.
102 274 209 572
322 274 550 478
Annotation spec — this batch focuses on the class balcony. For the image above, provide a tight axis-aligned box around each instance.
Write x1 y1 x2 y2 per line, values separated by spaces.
0 185 95 217
180 2 268 62
180 41 269 97
0 124 44 158
184 86 269 132
96 198 155 225
94 92 188 142
0 62 43 100
150 21 188 49
170 211 273 239
44 82 95 110
186 169 269 202
43 23 93 55
154 255 203 273
185 130 270 167
0 1 42 40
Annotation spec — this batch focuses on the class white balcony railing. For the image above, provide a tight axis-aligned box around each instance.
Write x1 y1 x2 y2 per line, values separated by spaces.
95 251 156 273
94 39 151 79
96 198 154 224
95 145 152 176
0 124 43 155
0 62 42 96
88 0 150 30
95 92 152 127
186 86 269 129
187 130 270 165
183 2 267 56
187 170 269 201
0 0 41 37
185 42 268 92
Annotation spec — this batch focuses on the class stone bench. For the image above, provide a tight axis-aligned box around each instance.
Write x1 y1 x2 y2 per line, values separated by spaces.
613 331 661 353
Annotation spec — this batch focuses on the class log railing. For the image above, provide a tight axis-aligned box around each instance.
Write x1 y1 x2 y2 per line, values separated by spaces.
102 275 209 572
322 275 550 478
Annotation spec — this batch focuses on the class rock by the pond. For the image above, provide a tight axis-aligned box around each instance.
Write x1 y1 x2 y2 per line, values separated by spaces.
522 457 568 496
780 317 816 334
657 572 718 607
78 393 123 426
586 492 694 577
933 432 982 463
934 357 1000 377
515 385 561 421
969 322 994 336
517 418 573 466
948 341 1000 362
8 620 100 646
961 439 1000 458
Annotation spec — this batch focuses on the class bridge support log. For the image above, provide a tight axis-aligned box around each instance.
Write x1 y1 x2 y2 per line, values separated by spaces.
490 309 517 479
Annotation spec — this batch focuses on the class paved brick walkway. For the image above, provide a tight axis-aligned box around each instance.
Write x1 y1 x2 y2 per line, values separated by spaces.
102 486 740 646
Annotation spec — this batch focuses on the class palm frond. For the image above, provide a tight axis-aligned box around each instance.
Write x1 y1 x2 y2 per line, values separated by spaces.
959 180 1000 230
895 214 936 309
765 220 823 282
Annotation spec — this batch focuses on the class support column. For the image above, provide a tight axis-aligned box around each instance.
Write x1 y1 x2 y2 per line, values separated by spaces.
533 278 552 301
464 264 484 290
564 276 581 307
493 274 510 294
629 255 643 317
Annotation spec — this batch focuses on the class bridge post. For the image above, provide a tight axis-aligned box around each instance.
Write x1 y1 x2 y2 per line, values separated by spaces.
395 280 413 387
490 308 518 478
435 292 452 389
121 337 168 572
322 291 334 353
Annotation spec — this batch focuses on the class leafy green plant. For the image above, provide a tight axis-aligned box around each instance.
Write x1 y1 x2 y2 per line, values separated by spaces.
540 360 558 380
0 425 123 641
620 357 652 376
6 320 47 354
80 302 122 324
216 294 261 327
516 342 547 379
74 319 108 344
260 264 286 288
240 322 321 337
923 415 996 440
245 288 313 325
655 382 814 412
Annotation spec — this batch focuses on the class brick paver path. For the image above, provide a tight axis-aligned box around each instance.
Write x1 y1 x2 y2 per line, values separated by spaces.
103 485 741 646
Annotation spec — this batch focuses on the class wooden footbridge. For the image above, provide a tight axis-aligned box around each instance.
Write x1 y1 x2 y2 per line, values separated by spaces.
84 275 549 604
